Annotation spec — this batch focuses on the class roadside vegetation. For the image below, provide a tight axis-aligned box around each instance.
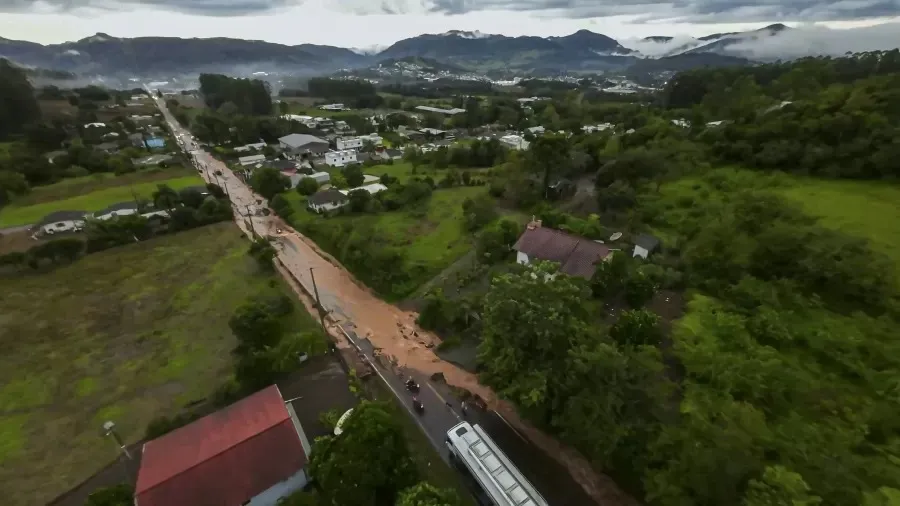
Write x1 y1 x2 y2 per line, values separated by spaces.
0 223 318 506
0 173 202 227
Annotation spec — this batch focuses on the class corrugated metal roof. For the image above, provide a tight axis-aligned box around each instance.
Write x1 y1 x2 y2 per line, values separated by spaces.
135 385 306 506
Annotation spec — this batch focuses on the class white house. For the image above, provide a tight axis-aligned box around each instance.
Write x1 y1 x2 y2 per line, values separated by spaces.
303 172 331 185
359 133 383 145
93 202 140 221
500 134 530 151
582 123 614 133
37 210 86 235
325 150 358 168
671 119 691 128
527 126 546 135
84 122 106 129
134 385 312 506
238 154 267 167
336 137 364 151
339 183 388 197
307 188 349 213
415 105 466 115
234 142 267 153
632 234 661 259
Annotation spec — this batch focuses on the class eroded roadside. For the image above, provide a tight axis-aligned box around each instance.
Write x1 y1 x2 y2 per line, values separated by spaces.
158 100 640 506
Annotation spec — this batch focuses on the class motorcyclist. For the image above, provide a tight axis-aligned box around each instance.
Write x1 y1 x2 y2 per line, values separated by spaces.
406 378 417 390
412 397 424 412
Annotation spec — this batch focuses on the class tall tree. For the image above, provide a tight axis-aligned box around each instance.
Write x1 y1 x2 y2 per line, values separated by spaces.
396 483 460 506
0 59 41 140
478 261 595 423
309 401 418 506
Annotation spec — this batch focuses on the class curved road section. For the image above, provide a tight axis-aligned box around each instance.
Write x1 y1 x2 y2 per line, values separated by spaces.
150 90 632 506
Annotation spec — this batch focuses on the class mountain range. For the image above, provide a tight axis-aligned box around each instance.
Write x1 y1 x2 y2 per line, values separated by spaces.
0 24 797 78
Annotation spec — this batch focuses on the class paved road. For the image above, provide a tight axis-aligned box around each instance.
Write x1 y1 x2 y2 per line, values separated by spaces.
150 92 604 506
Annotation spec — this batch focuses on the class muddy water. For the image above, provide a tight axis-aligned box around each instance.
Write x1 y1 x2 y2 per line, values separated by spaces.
162 106 638 506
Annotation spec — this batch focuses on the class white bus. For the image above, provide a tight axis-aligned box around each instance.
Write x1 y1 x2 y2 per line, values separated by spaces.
445 422 548 506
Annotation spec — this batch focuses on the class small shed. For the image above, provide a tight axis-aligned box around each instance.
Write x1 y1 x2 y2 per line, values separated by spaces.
633 234 660 259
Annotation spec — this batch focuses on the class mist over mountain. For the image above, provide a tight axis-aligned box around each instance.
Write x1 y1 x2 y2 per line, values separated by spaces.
0 22 898 79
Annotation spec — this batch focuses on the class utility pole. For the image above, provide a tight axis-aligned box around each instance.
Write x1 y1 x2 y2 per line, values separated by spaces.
102 421 131 460
310 267 327 331
246 205 257 236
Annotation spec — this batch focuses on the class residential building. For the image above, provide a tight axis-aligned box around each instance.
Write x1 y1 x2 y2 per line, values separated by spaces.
671 119 690 128
84 122 106 129
303 172 331 185
145 137 166 149
582 123 614 133
36 210 86 235
261 159 299 172
415 105 466 115
93 202 140 221
234 141 267 153
94 142 120 154
279 134 330 156
419 128 446 137
336 137 364 151
363 174 381 184
500 134 530 151
129 133 146 148
134 385 311 506
527 126 546 135
319 103 345 111
359 133 383 145
512 219 612 279
325 150 358 168
238 154 267 167
307 188 349 213
339 183 388 197
633 234 661 259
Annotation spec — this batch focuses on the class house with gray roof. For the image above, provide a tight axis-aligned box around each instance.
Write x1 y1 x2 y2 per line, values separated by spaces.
278 134 329 157
513 219 611 279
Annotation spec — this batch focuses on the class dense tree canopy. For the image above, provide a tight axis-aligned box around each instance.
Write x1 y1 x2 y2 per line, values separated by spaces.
199 73 273 116
0 59 41 140
309 401 418 506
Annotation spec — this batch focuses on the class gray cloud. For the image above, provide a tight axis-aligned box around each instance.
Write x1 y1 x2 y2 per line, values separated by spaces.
622 22 900 57
426 0 900 22
0 0 304 16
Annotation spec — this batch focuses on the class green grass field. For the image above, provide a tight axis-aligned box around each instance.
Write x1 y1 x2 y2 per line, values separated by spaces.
285 185 489 295
776 177 900 276
0 174 204 227
361 162 493 184
0 223 318 506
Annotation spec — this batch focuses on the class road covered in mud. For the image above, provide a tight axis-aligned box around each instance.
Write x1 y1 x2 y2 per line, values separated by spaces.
154 94 640 506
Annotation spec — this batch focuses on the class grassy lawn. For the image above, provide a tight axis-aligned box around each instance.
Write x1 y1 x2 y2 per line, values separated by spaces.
0 223 316 506
776 177 900 278
11 168 198 207
0 174 203 227
285 185 489 294
362 162 493 184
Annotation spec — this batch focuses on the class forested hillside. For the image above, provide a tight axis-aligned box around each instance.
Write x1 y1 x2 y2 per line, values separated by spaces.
474 51 900 506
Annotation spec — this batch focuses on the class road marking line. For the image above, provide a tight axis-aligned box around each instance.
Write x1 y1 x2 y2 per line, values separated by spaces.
427 383 461 421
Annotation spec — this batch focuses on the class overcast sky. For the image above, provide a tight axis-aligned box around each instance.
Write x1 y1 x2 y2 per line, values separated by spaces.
0 0 897 49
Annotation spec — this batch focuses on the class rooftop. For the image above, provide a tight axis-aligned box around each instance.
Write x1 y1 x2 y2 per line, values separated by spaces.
135 385 306 506
513 223 611 279
279 133 328 148
415 105 466 115
308 188 349 205
38 210 86 225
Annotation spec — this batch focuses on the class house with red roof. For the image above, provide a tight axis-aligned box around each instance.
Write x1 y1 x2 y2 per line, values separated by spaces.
134 385 312 506
513 219 612 279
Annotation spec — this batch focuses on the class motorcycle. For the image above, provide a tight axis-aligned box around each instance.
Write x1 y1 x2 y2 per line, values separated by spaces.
405 378 420 393
412 398 425 414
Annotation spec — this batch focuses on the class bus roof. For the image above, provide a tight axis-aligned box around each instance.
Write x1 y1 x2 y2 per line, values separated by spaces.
446 422 548 506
